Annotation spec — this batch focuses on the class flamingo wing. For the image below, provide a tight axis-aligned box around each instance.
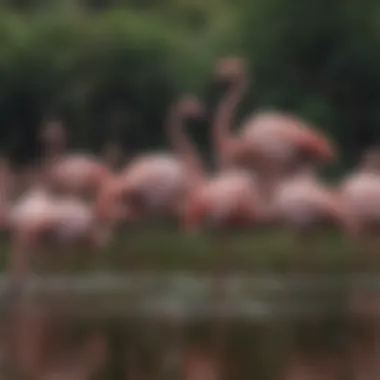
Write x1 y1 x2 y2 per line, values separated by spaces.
120 153 189 212
240 111 336 163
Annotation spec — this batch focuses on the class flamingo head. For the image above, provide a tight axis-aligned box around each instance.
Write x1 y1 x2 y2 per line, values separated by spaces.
177 95 205 119
297 132 337 164
216 56 247 84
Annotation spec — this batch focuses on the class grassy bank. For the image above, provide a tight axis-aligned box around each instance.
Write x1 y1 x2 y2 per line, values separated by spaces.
2 226 355 275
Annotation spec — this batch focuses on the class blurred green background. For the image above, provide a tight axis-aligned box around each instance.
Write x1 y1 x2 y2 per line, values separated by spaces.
0 0 379 174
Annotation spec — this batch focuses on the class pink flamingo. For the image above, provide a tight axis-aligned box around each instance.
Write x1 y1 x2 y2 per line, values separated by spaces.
209 56 345 268
113 95 205 222
270 165 349 268
7 180 133 282
182 169 266 232
212 56 337 197
180 59 275 233
40 120 116 201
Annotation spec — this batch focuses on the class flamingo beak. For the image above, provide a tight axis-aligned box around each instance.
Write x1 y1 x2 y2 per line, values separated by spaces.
318 140 337 163
299 134 337 163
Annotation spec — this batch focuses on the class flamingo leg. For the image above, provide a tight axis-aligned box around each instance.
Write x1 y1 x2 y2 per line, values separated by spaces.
11 302 50 380
184 345 222 380
9 228 37 286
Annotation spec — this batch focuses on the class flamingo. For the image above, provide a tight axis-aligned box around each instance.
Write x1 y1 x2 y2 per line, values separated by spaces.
182 169 266 232
212 56 337 197
180 59 274 233
174 79 272 380
39 120 116 201
111 95 205 222
209 56 345 268
7 179 133 283
45 153 115 199
270 165 349 269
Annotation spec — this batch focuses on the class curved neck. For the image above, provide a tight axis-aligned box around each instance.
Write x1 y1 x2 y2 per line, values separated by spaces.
45 142 65 160
40 132 66 193
102 143 124 172
167 105 205 186
213 77 247 170
41 126 67 164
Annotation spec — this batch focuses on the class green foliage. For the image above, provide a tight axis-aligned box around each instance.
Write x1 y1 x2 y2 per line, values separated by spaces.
0 5 218 160
0 0 379 168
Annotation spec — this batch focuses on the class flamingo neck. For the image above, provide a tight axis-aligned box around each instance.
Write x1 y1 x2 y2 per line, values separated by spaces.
102 143 124 171
43 134 66 167
213 77 247 170
167 105 205 186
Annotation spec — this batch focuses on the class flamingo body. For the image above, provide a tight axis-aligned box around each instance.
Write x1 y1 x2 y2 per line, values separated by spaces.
240 111 336 164
11 188 55 230
340 171 380 225
11 189 95 244
273 172 343 229
120 153 190 216
184 170 263 229
47 154 111 198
